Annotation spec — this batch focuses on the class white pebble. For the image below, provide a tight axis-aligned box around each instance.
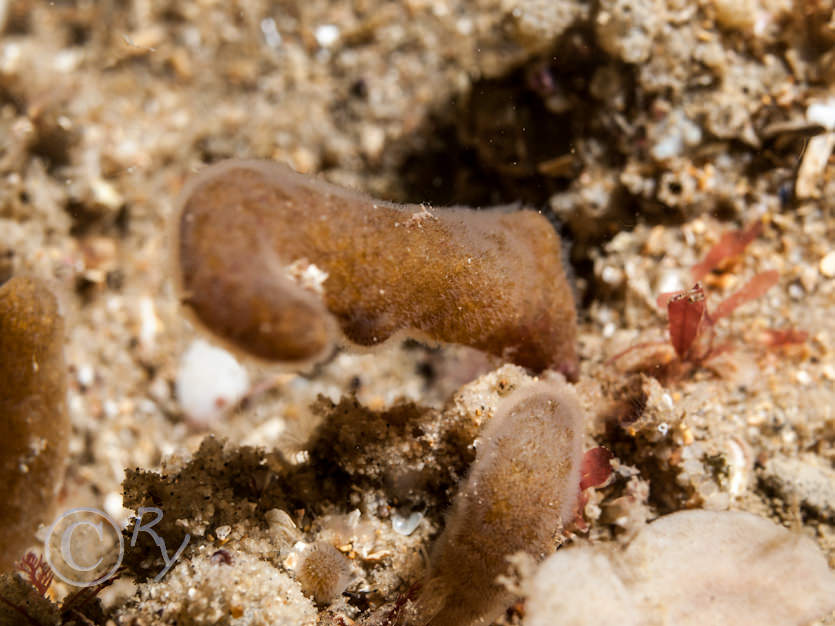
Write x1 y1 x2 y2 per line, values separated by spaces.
77 364 95 387
260 17 282 48
176 339 249 426
820 251 835 278
104 492 125 522
601 265 624 286
794 370 811 386
392 511 423 536
314 24 340 48
656 270 685 296
807 98 835 130
91 177 123 210
138 296 160 351
104 399 119 419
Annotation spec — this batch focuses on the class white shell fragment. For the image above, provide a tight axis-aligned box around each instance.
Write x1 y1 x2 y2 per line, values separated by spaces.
176 338 249 426
391 511 423 536
807 98 835 130
820 251 835 278
795 132 835 199
314 24 340 48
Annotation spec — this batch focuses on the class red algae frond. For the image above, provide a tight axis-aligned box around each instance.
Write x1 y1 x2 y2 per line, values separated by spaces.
411 376 584 626
691 220 763 281
0 276 69 572
174 160 578 379
610 220 782 376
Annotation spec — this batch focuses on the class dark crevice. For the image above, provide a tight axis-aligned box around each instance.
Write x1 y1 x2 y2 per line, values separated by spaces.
387 26 643 293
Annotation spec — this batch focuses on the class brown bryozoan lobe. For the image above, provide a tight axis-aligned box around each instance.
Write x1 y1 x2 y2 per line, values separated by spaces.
0 276 69 572
175 160 578 378
412 376 584 626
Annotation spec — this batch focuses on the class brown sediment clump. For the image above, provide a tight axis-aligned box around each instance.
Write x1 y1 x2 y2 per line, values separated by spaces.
174 160 578 379
0 276 69 572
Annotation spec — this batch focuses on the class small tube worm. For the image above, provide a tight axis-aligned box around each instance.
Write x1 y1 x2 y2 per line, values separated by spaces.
0 276 69 572
174 160 578 379
413 377 584 626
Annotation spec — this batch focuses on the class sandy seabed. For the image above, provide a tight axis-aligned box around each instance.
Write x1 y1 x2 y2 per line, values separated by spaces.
1 0 835 624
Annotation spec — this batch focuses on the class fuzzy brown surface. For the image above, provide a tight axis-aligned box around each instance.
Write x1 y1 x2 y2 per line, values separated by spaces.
0 277 68 572
177 160 578 377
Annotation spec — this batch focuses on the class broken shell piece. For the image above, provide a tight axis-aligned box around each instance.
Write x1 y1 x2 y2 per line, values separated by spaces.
820 251 835 278
391 511 423 536
795 132 835 199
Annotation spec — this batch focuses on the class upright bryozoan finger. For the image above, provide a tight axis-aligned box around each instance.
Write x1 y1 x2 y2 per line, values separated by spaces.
414 376 584 626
